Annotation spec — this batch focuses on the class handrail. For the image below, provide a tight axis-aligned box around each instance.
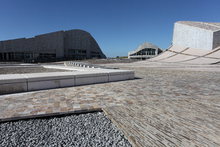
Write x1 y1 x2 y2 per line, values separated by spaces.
64 61 118 69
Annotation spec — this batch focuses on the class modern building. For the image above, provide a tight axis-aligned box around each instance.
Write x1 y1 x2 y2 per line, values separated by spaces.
128 42 162 59
149 21 220 64
173 21 220 50
0 29 106 62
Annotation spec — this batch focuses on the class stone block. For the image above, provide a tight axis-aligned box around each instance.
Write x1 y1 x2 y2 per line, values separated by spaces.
108 71 134 82
0 82 27 94
75 73 108 86
28 78 75 91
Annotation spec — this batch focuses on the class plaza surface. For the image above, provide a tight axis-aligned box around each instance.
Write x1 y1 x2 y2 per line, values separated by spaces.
0 61 220 146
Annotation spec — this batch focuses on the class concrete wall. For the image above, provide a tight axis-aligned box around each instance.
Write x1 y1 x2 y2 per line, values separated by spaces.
0 31 64 55
35 31 64 57
0 29 106 62
173 22 214 50
213 30 220 49
64 30 106 58
0 70 134 95
0 38 26 52
64 30 91 58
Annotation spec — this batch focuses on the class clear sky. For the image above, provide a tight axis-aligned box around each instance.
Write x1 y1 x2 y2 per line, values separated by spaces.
0 0 220 57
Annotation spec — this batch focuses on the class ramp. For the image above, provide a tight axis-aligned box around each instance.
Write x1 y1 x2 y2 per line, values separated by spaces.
149 45 220 65
149 45 188 61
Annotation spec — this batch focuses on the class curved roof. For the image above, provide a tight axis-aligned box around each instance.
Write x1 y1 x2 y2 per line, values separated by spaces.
0 29 106 59
64 29 106 58
136 42 159 50
129 42 160 55
65 29 91 36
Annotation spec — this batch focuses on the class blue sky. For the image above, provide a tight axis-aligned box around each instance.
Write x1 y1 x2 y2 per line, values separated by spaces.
0 0 220 57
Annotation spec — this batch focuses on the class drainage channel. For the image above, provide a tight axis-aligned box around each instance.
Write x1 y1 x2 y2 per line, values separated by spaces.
0 111 131 147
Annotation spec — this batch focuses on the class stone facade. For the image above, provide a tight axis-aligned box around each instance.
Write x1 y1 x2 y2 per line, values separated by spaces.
213 30 220 49
172 21 220 50
0 29 106 62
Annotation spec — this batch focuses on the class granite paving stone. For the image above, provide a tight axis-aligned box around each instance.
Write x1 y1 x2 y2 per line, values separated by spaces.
0 62 220 146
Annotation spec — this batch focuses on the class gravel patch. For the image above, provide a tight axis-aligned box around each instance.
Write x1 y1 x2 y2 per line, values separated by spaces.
0 112 131 147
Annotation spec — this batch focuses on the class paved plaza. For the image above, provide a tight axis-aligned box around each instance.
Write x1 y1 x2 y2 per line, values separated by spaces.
0 61 220 146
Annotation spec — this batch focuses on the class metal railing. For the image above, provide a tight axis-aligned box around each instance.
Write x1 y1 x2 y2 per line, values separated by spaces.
64 61 118 69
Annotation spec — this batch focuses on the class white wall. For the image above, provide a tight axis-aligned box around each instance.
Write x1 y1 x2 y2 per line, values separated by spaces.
213 30 220 49
172 23 214 50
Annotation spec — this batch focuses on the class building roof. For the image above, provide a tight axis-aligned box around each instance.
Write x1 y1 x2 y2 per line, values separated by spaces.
129 42 161 55
177 21 220 32
135 42 159 51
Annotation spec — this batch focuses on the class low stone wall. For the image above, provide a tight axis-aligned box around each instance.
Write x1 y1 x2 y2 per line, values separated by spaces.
0 70 134 95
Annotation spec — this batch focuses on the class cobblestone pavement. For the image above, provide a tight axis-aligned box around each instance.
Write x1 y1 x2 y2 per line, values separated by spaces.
1 62 220 146
0 62 220 121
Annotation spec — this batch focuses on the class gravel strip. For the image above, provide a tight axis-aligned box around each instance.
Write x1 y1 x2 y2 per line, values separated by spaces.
0 112 131 147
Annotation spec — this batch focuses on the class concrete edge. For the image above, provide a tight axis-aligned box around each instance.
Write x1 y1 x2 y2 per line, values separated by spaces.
0 70 135 95
0 108 103 123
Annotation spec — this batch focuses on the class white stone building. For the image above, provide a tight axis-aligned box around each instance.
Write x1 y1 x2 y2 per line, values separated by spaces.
173 21 220 50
